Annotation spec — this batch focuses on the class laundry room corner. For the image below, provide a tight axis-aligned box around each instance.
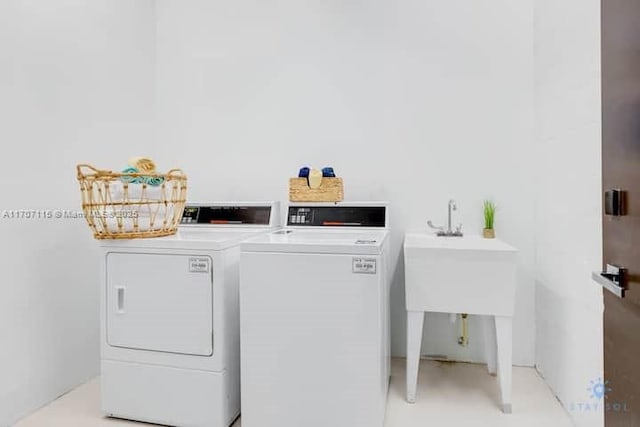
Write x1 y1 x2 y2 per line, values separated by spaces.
0 1 157 424
533 0 604 425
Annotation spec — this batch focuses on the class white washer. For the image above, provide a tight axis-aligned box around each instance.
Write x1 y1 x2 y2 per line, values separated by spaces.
99 202 279 427
239 202 391 427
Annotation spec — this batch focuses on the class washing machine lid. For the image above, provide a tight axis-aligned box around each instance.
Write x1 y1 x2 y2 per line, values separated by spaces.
241 203 389 255
241 228 388 255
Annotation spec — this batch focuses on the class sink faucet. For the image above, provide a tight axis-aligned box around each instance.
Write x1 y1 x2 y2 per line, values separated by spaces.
427 199 463 237
447 199 456 234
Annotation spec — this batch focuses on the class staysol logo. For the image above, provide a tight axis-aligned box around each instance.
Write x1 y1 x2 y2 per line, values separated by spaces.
568 377 629 413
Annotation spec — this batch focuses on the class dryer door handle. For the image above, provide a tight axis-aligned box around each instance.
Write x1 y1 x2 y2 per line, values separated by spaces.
116 286 125 313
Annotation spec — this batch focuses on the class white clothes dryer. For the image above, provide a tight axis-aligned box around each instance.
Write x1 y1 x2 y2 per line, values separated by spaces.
100 202 279 427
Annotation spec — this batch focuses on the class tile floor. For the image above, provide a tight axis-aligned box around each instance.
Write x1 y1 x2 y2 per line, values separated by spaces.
15 358 573 427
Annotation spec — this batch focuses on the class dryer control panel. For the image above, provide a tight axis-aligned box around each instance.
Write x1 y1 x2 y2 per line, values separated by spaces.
181 205 272 225
287 205 386 227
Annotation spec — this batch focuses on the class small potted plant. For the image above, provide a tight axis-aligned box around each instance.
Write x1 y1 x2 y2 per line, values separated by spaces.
483 200 496 239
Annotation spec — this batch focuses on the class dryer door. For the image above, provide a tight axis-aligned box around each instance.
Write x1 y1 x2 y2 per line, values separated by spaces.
106 252 213 356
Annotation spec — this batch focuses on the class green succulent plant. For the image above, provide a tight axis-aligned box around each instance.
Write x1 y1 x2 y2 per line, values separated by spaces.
483 200 496 230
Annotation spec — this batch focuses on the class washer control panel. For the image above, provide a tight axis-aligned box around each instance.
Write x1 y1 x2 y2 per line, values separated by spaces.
287 206 386 227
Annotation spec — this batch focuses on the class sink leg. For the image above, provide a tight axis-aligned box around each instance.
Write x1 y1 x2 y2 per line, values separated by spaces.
406 311 424 403
495 316 513 414
483 315 497 375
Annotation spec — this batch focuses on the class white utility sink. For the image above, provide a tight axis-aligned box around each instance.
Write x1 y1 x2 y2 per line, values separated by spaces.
404 233 517 316
403 232 518 413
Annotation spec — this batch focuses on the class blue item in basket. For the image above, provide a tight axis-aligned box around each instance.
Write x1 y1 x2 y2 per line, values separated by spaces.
120 167 164 186
144 176 165 186
322 167 336 177
298 167 310 178
120 167 143 184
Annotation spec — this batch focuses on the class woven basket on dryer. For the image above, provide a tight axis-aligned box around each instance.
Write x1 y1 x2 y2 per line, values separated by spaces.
76 164 187 239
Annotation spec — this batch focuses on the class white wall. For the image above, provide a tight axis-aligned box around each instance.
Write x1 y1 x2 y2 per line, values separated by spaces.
0 1 156 425
533 0 603 426
155 0 536 365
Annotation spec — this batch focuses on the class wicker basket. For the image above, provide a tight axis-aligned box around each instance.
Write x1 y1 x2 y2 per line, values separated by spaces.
289 177 344 202
76 164 187 239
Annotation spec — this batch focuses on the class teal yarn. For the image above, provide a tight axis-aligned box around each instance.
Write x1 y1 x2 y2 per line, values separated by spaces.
120 167 143 184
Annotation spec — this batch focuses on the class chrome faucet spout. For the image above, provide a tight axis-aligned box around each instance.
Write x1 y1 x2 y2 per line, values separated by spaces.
447 199 457 234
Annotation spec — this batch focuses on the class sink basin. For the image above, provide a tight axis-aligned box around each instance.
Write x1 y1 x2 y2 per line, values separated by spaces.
405 233 516 252
404 232 518 316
